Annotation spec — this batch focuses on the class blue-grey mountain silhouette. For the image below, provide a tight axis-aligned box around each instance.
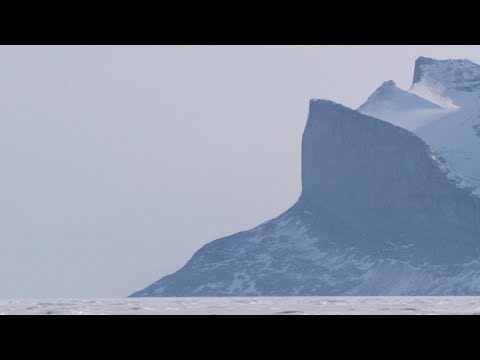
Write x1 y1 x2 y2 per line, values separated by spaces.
131 57 480 296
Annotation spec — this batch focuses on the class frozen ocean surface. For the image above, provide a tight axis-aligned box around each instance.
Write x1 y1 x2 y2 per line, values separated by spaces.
1 297 480 315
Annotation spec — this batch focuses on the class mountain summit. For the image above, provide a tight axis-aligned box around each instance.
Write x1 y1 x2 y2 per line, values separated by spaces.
412 56 480 95
132 93 480 296
357 79 444 131
359 56 480 197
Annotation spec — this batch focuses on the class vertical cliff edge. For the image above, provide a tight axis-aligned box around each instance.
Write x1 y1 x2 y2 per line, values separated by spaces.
131 99 480 297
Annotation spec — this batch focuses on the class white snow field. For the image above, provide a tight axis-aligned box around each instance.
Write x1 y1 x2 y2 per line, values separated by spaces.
1 297 480 315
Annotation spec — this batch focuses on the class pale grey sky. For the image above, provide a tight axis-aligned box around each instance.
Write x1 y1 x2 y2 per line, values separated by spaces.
1 46 479 297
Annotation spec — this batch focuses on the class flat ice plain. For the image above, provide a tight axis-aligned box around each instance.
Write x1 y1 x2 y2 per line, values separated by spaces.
1 297 480 315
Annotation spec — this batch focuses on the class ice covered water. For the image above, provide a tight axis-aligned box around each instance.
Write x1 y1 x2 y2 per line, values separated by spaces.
2 297 480 315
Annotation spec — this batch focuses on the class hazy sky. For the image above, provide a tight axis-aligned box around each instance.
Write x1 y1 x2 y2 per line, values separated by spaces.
1 45 480 298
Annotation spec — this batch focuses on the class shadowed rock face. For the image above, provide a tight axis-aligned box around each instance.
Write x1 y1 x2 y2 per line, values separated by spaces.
301 101 480 264
131 100 480 297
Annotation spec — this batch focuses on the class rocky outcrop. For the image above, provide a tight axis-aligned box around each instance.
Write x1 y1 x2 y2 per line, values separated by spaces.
412 56 480 95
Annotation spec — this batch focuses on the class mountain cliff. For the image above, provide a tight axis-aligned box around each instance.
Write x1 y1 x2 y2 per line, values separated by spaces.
131 98 480 296
359 57 480 197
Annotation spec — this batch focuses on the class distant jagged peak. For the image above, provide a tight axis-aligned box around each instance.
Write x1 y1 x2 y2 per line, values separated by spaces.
356 79 452 131
378 79 397 89
412 56 480 89
363 80 400 102
358 79 441 112
372 79 397 91
411 56 480 108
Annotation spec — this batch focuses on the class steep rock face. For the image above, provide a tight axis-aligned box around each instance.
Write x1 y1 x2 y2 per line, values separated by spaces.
300 100 480 263
131 100 480 297
412 56 480 101
358 57 480 197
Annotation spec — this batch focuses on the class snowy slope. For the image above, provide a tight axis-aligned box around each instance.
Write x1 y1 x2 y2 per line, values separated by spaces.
358 57 480 196
132 100 480 297
357 80 448 131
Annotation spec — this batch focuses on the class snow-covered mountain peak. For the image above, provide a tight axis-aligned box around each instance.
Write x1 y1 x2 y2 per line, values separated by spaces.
357 79 445 131
411 57 480 108
382 79 396 86
412 57 480 90
377 80 397 91
363 80 398 101
359 80 440 110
